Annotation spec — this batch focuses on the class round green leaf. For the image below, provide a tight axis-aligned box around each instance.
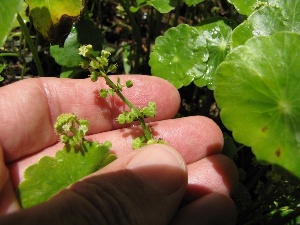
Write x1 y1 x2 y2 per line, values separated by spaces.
0 0 23 47
26 0 84 44
232 1 300 47
149 24 208 88
195 20 232 89
214 32 300 179
18 141 116 208
227 0 268 16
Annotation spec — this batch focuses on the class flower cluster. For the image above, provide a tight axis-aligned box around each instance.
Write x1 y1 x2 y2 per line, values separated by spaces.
117 102 156 124
54 113 89 147
79 45 117 82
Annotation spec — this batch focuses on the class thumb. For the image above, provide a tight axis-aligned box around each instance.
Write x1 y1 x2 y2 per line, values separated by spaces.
1 144 187 225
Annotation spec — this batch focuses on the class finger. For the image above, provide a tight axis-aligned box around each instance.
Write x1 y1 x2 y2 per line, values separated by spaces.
171 193 237 225
10 116 224 185
91 116 224 162
0 145 20 214
184 154 239 204
2 144 187 225
0 75 180 162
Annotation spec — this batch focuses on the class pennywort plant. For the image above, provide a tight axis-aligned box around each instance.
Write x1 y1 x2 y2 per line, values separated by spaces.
149 0 300 181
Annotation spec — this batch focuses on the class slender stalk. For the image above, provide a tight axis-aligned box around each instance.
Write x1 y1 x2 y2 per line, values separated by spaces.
173 3 180 27
118 0 142 73
0 53 20 57
103 75 153 140
17 14 44 76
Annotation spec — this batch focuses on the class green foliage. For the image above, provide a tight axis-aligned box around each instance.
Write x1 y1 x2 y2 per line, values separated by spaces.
131 0 178 13
0 0 23 47
18 140 116 208
232 0 300 47
149 21 232 89
18 113 117 208
195 20 232 89
50 27 83 68
227 0 268 16
215 32 300 179
149 0 300 182
149 24 208 88
50 19 104 78
184 0 205 7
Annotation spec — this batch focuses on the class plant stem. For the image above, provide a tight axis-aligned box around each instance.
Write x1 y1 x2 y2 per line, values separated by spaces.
118 0 142 73
17 14 44 76
0 53 19 57
103 75 153 141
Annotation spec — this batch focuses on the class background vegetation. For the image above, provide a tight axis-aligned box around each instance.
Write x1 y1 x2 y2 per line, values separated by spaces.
1 0 300 224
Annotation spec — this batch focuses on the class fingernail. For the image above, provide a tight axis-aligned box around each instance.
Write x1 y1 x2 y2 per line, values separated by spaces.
126 144 186 194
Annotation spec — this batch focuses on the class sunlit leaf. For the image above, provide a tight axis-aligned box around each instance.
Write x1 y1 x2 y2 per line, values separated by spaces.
232 1 300 47
26 0 84 44
149 24 208 88
0 0 23 47
227 0 268 16
132 0 177 13
18 141 117 208
184 0 205 7
195 20 232 89
12 1 29 28
214 32 300 179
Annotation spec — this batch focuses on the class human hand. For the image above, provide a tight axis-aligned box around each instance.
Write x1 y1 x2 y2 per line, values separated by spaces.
0 75 238 225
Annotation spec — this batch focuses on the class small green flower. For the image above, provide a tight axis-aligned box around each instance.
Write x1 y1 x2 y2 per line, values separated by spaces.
108 64 117 73
54 114 90 148
99 89 108 98
101 50 111 58
90 71 99 82
125 80 133 88
117 114 126 124
79 61 89 69
79 44 93 57
90 60 100 69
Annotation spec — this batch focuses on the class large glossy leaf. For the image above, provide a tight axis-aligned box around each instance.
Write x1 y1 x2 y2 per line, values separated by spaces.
149 24 208 88
18 141 116 208
232 0 300 47
227 0 268 16
26 0 84 44
0 0 23 47
195 20 232 89
214 32 300 179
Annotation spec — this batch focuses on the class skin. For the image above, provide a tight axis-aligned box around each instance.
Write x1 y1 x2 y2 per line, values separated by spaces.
0 75 238 225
